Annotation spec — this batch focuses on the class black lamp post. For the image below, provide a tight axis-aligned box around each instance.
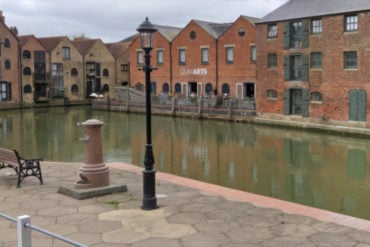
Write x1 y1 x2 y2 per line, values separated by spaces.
137 17 158 210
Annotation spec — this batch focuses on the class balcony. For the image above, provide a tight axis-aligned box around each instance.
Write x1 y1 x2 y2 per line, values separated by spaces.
34 73 51 84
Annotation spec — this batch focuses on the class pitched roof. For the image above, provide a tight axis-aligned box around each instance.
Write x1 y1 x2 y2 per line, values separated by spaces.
72 39 99 56
38 36 67 52
105 41 130 58
155 25 182 41
193 20 232 39
259 0 370 23
241 15 260 25
19 35 36 46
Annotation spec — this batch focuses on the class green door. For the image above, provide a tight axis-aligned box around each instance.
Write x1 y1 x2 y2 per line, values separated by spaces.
349 89 366 121
283 88 309 117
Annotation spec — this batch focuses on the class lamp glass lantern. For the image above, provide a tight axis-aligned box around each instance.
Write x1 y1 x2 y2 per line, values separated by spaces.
137 17 157 50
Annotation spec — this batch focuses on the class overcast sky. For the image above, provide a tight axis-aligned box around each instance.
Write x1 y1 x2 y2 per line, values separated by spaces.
1 0 288 43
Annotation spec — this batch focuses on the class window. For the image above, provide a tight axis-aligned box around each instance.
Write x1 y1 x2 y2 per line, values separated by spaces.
205 83 213 94
268 54 277 68
0 81 11 101
157 50 164 65
345 15 358 32
5 60 11 69
190 31 196 40
24 85 32 94
162 83 169 93
137 50 143 65
174 83 181 93
344 51 357 69
23 50 31 59
121 64 129 72
23 67 32 75
201 48 209 64
103 69 109 77
102 84 109 92
71 68 78 76
226 47 234 64
238 28 246 37
267 89 278 99
179 48 186 64
310 91 323 102
62 47 70 59
284 20 308 49
71 84 79 93
284 55 309 81
222 83 230 94
311 52 322 68
268 24 278 38
250 46 256 63
311 19 322 34
4 39 10 48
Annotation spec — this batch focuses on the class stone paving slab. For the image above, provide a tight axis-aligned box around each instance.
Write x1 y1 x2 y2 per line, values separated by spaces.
0 162 370 246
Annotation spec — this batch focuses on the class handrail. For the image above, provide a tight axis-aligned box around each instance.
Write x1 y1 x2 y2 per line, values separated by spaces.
0 213 86 247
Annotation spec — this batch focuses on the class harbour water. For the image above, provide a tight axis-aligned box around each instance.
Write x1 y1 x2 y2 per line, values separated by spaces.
1 106 370 220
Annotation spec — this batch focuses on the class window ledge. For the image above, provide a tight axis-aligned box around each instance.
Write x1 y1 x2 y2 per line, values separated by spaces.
344 31 358 35
344 68 358 71
310 68 322 71
310 101 322 104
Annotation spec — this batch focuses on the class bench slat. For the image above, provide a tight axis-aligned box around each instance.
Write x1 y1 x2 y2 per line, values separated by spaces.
0 148 43 187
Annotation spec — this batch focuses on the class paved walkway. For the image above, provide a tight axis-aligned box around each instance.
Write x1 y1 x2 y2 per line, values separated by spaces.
1 162 370 246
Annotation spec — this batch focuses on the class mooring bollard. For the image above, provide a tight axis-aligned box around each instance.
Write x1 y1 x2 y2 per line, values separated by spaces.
75 119 110 189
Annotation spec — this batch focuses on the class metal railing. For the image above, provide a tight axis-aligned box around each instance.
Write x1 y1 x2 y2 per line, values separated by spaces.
0 213 86 247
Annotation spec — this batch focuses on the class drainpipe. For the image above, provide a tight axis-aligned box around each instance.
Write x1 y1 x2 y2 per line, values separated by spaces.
170 42 173 96
18 42 23 107
216 39 219 94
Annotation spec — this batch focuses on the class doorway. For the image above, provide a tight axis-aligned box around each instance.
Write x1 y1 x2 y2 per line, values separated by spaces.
236 82 255 100
283 88 309 116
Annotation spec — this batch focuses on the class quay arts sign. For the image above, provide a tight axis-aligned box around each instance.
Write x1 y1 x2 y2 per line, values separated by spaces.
180 68 207 75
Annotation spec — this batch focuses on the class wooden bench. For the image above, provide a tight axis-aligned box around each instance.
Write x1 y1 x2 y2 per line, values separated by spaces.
0 148 43 188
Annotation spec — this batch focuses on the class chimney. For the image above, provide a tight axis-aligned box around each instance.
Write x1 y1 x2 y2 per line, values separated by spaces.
0 11 4 23
10 27 18 37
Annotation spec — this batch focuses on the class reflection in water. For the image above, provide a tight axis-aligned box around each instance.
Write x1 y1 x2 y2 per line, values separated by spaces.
1 106 370 220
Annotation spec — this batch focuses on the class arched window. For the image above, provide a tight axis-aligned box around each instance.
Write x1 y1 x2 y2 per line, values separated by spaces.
102 84 109 92
205 83 213 94
310 91 323 102
221 83 230 94
71 68 78 76
103 69 109 77
71 84 79 94
23 84 32 94
4 60 11 69
162 83 169 93
23 67 32 75
23 50 31 59
174 83 181 93
4 39 10 48
267 89 278 99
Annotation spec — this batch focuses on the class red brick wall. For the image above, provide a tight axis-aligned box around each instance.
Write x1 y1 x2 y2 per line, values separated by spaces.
218 16 257 98
0 23 19 105
256 11 370 121
171 21 217 97
129 32 172 94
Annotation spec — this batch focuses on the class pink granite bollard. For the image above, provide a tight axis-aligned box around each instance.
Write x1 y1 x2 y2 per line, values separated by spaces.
75 119 110 189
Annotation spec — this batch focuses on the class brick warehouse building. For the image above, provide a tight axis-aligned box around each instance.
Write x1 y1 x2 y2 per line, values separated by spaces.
129 25 182 94
256 0 370 122
129 16 258 98
0 11 20 105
